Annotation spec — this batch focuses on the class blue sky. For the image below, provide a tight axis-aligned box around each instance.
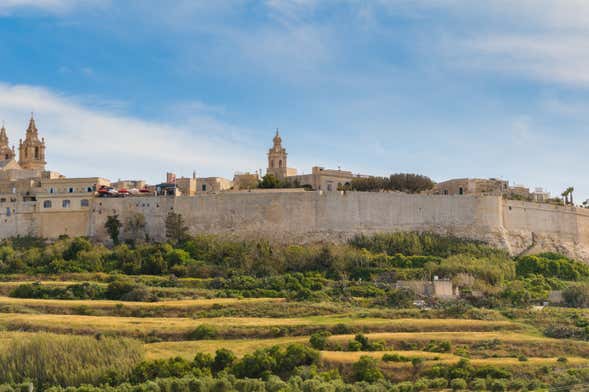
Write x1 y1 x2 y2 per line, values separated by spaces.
0 0 588 201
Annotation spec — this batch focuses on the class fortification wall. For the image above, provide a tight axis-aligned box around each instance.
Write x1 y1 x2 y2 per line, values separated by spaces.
4 191 588 260
90 192 506 246
501 200 589 260
0 202 37 238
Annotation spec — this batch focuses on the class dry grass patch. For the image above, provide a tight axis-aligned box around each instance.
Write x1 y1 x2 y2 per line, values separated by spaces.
0 313 526 340
0 296 283 309
145 336 309 360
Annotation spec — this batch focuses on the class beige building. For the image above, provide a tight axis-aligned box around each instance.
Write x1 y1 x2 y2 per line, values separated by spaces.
432 178 509 196
197 177 233 193
291 166 356 192
264 131 359 191
267 130 297 180
176 175 197 196
111 179 146 191
233 172 260 190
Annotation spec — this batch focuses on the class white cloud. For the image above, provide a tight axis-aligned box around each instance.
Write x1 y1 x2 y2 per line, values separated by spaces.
459 34 589 87
0 83 260 182
0 0 107 14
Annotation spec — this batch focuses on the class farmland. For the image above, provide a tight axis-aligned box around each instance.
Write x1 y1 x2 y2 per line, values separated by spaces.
2 233 589 391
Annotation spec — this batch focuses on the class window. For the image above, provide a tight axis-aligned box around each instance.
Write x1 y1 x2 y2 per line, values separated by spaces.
202 184 207 191
68 187 74 193
5 208 10 217
43 200 52 209
459 187 464 195
87 187 93 192
34 147 39 159
80 199 89 207
443 189 448 195
279 160 282 168
49 187 55 194
62 200 71 208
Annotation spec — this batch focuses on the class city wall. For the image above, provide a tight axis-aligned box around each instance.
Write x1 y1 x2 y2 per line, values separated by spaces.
82 191 589 260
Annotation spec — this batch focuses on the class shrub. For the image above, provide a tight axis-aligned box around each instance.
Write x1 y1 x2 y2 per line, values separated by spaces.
309 331 331 350
212 349 235 373
382 353 411 362
188 325 218 340
351 356 383 383
450 378 467 391
563 284 589 308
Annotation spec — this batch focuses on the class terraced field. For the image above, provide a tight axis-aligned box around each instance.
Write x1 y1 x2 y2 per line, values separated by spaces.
2 277 588 389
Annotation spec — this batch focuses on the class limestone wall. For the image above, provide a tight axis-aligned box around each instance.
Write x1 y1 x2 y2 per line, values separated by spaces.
90 192 506 245
4 191 589 260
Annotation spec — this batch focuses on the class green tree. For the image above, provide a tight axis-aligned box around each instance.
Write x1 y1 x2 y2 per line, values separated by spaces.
165 212 189 245
126 213 146 242
259 174 282 189
105 215 122 245
351 356 383 383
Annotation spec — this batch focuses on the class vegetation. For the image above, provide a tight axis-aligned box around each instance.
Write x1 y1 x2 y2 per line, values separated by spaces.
0 333 142 388
105 215 122 245
0 231 589 390
351 173 435 193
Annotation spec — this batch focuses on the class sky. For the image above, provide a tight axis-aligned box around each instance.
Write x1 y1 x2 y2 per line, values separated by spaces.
0 0 588 201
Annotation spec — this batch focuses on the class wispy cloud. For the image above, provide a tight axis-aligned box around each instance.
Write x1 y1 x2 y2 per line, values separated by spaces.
0 83 260 182
0 0 108 14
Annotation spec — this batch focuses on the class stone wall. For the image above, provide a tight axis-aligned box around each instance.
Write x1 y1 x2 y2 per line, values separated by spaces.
90 192 506 245
6 191 589 260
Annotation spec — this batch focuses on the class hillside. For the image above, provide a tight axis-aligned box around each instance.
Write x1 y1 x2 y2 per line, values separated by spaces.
1 233 589 391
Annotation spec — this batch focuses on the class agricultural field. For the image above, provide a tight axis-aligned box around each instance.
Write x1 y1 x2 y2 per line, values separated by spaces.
2 233 589 391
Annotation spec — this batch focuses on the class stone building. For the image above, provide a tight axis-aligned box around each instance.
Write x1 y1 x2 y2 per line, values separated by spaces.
18 116 46 171
265 131 359 191
233 172 260 190
267 130 297 180
196 177 233 193
432 178 509 196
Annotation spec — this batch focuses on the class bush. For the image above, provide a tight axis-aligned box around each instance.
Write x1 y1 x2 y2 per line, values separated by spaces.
213 349 235 373
351 356 383 383
450 378 467 391
188 325 218 340
382 353 411 362
309 331 331 350
563 284 589 308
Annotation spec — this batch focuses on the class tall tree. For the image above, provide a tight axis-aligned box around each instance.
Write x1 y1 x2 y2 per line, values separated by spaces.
165 212 189 245
105 215 122 245
125 213 146 243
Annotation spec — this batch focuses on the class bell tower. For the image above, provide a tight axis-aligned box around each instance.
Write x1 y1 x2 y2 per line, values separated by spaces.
18 114 46 171
0 123 15 162
267 129 287 180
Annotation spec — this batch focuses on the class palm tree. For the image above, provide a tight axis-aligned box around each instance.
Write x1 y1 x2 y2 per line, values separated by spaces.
567 187 575 205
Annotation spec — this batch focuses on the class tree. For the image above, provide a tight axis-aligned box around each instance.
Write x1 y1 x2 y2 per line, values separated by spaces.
389 173 435 193
105 215 122 245
259 174 282 189
126 213 146 242
561 187 575 205
165 212 189 245
351 355 383 382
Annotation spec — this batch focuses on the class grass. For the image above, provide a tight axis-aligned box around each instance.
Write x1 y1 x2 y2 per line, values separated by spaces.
0 313 525 340
0 295 283 309
321 350 589 367
145 336 308 359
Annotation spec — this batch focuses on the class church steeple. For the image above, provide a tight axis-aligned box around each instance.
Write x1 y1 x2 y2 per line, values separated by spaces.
0 123 15 162
267 128 288 180
18 114 46 171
